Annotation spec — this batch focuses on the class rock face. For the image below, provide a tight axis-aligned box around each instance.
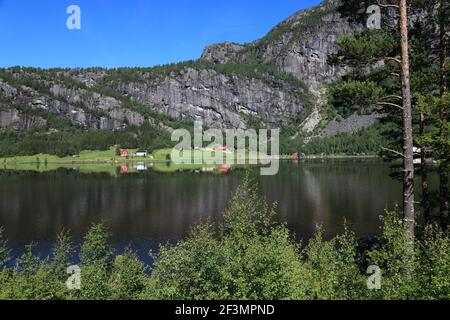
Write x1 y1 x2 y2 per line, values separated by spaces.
0 106 47 131
201 42 246 65
0 78 141 131
107 68 309 129
0 109 19 128
201 0 360 91
0 65 310 132
49 84 147 130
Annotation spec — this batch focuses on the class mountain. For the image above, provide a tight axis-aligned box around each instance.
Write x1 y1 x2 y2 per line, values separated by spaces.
202 0 357 91
0 0 382 156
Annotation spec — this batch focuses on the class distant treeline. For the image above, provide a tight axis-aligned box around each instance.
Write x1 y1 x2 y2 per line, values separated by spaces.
302 124 390 156
0 124 174 158
278 123 389 156
0 122 391 159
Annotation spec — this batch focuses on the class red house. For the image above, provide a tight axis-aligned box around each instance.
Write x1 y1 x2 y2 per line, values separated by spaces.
218 165 231 173
216 146 232 153
120 150 129 158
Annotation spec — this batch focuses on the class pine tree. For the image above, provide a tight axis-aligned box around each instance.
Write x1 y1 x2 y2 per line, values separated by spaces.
438 0 449 230
332 0 416 239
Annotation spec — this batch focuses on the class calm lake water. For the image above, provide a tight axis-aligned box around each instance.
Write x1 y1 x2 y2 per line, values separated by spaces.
0 160 438 262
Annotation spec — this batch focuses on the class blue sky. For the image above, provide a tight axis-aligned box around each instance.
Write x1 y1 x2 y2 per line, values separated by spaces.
0 0 321 68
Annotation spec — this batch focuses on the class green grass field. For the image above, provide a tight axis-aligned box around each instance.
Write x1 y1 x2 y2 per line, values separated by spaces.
0 147 142 164
0 147 272 174
154 148 268 162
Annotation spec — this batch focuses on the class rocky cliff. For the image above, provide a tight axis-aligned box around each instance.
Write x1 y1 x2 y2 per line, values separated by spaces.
0 64 311 132
201 0 360 91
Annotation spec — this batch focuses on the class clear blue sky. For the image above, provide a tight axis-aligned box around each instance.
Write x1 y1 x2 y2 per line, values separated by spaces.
0 0 321 68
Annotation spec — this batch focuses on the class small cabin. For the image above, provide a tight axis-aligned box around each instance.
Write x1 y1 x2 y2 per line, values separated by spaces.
216 146 232 154
135 150 148 157
120 150 129 158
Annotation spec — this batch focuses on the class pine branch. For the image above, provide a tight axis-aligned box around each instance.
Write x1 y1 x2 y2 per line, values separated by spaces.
376 1 400 10
382 95 403 100
385 57 402 64
377 102 404 110
380 146 404 157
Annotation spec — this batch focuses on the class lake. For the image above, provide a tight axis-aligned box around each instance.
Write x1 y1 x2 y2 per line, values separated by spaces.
0 159 438 262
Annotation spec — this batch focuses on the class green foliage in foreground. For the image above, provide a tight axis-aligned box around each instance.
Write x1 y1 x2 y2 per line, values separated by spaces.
0 176 448 300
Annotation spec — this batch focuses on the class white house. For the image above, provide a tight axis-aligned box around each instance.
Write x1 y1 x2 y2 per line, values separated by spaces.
135 150 148 157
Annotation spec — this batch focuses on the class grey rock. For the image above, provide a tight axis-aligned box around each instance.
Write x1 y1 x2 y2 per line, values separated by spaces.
201 42 246 64
0 108 46 131
0 80 18 97
0 109 20 128
201 0 360 92
322 113 385 137
108 67 309 129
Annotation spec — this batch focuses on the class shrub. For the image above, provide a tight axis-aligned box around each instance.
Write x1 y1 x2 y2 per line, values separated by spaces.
0 227 10 268
146 174 308 300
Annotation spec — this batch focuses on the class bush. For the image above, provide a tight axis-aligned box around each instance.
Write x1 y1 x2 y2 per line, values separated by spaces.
76 224 115 300
0 227 10 268
146 175 308 300
415 225 450 300
110 248 148 300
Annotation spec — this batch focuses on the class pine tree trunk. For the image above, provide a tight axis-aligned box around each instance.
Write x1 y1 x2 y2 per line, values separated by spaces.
439 0 449 231
399 0 415 240
420 112 431 224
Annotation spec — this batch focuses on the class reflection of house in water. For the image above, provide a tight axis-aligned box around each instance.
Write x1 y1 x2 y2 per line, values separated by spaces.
197 166 231 174
133 163 147 171
219 165 231 173
413 147 436 165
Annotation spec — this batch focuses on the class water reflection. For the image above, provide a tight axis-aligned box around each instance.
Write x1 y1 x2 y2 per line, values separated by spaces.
0 160 434 247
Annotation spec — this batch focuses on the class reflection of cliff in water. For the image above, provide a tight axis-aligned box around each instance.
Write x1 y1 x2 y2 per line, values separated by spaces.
259 161 404 240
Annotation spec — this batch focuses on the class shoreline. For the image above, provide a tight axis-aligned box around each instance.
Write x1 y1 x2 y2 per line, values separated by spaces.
1 155 381 165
